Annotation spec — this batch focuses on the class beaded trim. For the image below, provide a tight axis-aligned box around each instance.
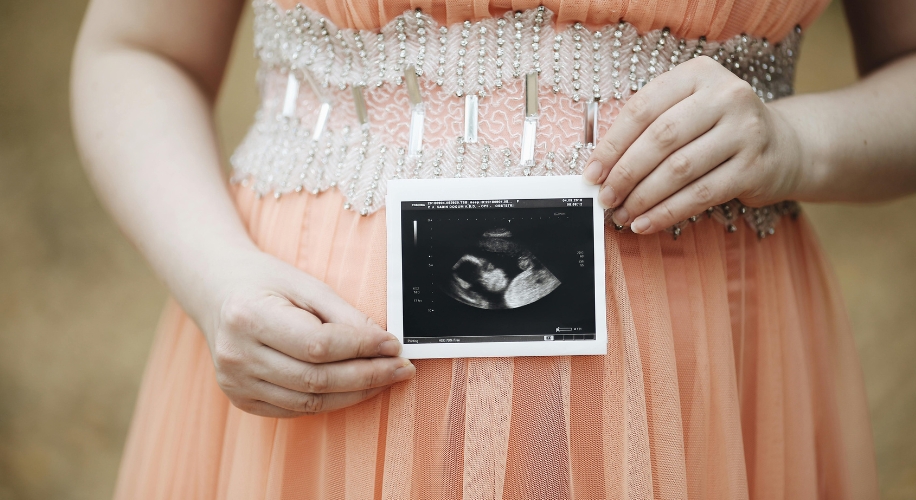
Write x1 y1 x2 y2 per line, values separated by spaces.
232 1 803 237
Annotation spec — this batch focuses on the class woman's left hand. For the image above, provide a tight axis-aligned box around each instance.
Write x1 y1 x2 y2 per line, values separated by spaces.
582 56 806 234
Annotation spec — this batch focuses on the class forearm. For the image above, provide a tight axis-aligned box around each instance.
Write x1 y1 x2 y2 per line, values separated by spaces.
71 41 258 329
771 52 916 203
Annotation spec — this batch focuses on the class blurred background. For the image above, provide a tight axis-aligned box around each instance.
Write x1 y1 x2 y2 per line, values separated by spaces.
1 1 914 498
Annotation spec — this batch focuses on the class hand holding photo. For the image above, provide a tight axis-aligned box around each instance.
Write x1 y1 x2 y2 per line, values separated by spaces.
386 176 607 358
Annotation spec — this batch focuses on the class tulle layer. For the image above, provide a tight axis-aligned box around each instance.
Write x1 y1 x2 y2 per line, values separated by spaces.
114 186 877 499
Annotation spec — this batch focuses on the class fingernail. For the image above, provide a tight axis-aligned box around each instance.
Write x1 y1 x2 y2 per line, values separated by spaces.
631 216 650 234
598 186 616 209
583 161 602 184
378 337 402 357
393 361 415 381
612 207 629 226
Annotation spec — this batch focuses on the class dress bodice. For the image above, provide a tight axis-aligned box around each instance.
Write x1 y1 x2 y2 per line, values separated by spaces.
231 0 811 236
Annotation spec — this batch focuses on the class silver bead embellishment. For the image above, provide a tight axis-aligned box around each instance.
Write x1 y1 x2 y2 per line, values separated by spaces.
480 144 491 176
629 36 643 92
455 136 466 177
395 17 407 85
363 145 386 214
319 19 333 87
477 24 488 95
513 12 523 79
571 23 582 102
612 23 624 100
592 30 602 101
692 35 706 59
376 33 386 87
545 151 556 172
353 32 369 87
412 152 424 178
394 147 406 179
457 20 470 97
552 33 562 93
648 28 669 81
495 18 506 88
336 30 353 90
344 127 369 211
436 26 448 86
330 125 350 187
415 11 427 76
502 148 513 176
532 6 544 74
432 149 444 177
568 142 583 172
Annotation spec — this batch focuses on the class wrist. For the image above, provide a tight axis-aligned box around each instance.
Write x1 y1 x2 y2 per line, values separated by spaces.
167 242 267 341
767 97 828 201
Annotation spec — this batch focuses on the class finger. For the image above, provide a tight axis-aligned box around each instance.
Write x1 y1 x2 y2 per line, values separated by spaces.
253 380 389 414
234 399 306 419
260 308 403 363
254 345 415 393
613 125 740 226
582 59 706 185
629 160 742 234
600 91 726 213
284 271 382 330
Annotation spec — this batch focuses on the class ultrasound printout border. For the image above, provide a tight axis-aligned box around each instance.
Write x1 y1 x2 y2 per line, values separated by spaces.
386 176 607 359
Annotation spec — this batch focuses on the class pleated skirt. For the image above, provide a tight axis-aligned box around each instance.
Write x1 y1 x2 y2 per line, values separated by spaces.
113 186 878 499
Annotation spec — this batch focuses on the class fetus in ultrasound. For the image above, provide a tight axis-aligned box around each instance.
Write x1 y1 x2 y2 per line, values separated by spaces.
444 228 561 309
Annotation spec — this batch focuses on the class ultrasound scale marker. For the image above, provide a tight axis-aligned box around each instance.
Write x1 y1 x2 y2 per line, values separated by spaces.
413 220 417 246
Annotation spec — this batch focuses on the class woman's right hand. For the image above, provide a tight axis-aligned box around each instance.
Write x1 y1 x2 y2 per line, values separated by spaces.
199 250 414 418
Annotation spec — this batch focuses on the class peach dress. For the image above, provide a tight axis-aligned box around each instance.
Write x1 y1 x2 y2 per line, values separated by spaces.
114 1 879 498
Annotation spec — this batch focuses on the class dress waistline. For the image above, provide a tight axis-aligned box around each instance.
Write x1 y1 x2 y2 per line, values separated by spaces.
230 1 803 238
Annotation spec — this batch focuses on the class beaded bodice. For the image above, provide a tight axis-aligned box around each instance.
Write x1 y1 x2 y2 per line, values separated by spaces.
230 0 802 237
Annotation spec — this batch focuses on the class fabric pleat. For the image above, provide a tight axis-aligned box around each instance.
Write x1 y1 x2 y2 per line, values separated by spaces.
114 183 878 498
289 0 829 41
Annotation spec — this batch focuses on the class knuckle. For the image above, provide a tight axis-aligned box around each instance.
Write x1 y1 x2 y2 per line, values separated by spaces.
300 393 326 414
231 397 255 414
365 364 386 389
692 182 715 205
651 120 678 148
614 162 636 184
661 202 678 222
727 79 754 99
305 335 329 361
694 55 716 68
599 139 621 160
627 189 647 210
214 371 240 395
667 153 692 180
301 366 330 393
213 340 244 371
626 94 652 123
219 295 255 332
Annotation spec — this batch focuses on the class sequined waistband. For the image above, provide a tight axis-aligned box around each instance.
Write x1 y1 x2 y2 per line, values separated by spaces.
230 1 803 237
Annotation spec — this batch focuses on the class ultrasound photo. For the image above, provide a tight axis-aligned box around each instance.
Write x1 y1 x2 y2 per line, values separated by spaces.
400 198 598 344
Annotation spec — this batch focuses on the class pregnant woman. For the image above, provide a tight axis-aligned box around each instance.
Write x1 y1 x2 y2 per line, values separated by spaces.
72 0 915 498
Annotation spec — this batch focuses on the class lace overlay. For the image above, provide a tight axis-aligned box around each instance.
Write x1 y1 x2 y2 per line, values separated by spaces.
231 1 803 237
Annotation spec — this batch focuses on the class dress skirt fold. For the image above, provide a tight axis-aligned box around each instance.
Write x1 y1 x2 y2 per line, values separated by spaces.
114 186 878 499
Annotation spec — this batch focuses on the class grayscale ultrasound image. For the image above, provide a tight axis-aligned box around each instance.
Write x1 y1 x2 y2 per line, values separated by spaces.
400 198 598 344
445 228 561 310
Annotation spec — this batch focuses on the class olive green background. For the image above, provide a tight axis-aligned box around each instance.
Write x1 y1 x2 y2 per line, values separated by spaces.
1 1 914 498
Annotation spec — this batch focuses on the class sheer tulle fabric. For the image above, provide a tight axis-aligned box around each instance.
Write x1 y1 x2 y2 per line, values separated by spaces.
283 0 829 41
114 186 877 499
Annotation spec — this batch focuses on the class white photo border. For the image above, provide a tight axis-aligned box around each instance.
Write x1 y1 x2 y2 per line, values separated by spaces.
386 175 608 359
